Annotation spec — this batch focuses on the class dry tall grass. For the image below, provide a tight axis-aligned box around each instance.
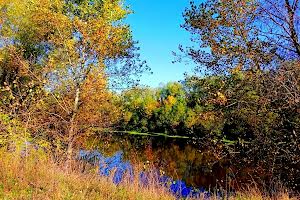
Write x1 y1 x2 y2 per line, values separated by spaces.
0 149 173 200
0 148 298 200
232 190 298 200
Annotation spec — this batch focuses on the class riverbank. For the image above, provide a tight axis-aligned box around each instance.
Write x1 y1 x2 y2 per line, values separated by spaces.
0 149 173 200
0 149 298 200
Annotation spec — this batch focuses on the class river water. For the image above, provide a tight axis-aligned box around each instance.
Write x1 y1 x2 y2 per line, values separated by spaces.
86 132 233 189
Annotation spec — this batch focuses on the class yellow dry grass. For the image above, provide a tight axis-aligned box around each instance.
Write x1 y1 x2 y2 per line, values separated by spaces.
0 149 173 200
0 149 298 200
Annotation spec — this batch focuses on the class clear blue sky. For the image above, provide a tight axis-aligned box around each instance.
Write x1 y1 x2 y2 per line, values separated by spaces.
124 0 203 87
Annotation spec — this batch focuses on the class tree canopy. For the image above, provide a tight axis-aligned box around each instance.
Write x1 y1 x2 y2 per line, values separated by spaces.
0 0 147 158
178 0 300 73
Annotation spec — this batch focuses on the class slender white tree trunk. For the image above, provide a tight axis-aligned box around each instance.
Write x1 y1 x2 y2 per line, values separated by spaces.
66 86 80 170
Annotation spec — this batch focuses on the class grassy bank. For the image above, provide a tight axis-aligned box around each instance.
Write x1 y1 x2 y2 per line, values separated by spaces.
0 149 173 200
0 149 297 200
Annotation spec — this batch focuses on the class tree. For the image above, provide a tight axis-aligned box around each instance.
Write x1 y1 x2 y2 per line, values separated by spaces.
119 87 156 132
178 0 299 74
155 82 188 133
183 64 300 190
0 0 147 161
257 0 300 58
119 83 190 135
0 0 50 116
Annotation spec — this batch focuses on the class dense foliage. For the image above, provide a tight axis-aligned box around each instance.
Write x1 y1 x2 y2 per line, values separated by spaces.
0 0 147 158
117 64 300 190
175 0 299 191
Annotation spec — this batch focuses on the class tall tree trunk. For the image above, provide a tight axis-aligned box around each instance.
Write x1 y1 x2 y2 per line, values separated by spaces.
66 86 80 170
285 0 300 57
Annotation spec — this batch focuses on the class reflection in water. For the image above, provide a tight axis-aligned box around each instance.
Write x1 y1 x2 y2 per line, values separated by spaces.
85 132 232 189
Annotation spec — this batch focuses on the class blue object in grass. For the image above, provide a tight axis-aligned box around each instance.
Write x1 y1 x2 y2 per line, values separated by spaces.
169 180 192 198
181 186 192 198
